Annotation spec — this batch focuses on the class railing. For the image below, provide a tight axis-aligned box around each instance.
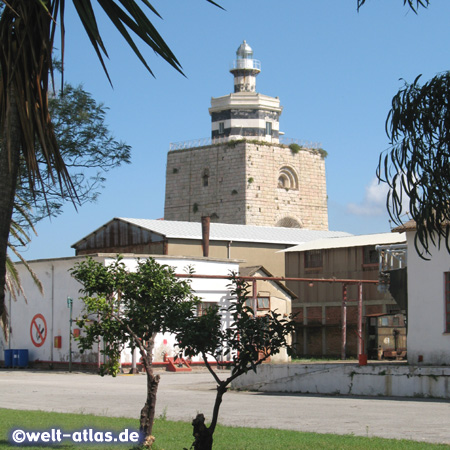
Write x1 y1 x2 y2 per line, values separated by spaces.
169 136 321 151
279 136 321 149
230 59 261 71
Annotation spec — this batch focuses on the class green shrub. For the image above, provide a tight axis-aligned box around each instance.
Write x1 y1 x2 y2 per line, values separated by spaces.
289 143 302 154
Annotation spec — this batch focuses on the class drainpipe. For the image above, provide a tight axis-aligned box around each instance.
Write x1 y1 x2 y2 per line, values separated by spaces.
252 279 257 317
357 282 363 356
227 241 232 259
341 284 347 360
8 291 11 349
201 216 210 257
131 348 137 374
51 265 54 367
67 297 73 373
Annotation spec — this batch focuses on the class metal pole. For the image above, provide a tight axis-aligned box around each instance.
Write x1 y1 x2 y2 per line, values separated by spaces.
67 297 73 373
252 279 257 316
131 348 137 374
341 285 347 360
357 282 363 356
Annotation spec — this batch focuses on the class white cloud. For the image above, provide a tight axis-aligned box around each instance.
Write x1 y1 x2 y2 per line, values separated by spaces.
346 178 389 217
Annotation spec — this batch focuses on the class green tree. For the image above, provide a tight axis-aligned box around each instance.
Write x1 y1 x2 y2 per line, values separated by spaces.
3 81 130 336
15 82 131 226
358 1 450 257
377 73 450 257
0 0 221 345
176 275 296 450
70 256 199 447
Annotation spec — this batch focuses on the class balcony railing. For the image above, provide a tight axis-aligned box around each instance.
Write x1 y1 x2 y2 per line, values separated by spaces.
169 136 321 151
230 59 261 71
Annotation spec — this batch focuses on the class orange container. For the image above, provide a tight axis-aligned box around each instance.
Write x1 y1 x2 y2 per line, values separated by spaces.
358 354 368 366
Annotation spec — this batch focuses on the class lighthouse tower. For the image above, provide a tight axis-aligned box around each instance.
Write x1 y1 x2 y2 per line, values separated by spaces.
230 39 260 93
209 41 283 143
164 41 329 230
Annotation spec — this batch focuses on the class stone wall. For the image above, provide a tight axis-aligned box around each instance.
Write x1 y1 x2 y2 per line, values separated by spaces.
231 363 450 399
165 143 246 224
164 141 328 230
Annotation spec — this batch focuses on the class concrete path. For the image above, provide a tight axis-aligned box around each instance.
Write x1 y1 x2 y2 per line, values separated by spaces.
1 369 449 445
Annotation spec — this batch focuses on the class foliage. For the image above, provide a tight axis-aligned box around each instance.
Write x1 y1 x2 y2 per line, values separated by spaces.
3 80 128 339
377 73 450 257
180 275 296 375
289 143 302 154
15 83 131 226
176 274 296 450
7 200 43 300
357 0 429 13
70 255 198 442
358 0 450 258
2 199 43 339
0 0 222 354
71 256 198 376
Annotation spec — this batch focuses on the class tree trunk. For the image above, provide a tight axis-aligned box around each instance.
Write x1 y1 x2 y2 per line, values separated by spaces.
139 336 160 447
191 413 213 450
0 88 21 332
191 383 227 450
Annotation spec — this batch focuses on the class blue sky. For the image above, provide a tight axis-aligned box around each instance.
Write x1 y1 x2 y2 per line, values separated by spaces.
21 0 450 261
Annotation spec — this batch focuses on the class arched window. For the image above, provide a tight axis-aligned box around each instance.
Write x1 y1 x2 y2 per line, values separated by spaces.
277 166 298 190
276 217 302 228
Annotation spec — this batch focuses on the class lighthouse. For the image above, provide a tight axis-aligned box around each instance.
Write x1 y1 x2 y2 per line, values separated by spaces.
230 39 261 93
164 41 328 230
209 40 283 143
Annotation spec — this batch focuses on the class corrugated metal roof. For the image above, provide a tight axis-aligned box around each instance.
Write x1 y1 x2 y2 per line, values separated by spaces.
282 232 406 252
117 218 352 245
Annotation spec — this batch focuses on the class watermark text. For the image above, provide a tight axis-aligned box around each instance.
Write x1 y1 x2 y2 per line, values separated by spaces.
9 428 140 445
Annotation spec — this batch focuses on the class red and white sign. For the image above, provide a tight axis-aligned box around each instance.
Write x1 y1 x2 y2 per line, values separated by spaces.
30 314 47 347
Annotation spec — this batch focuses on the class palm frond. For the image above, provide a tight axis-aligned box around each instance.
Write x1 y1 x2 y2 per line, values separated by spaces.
6 198 43 301
0 1 76 203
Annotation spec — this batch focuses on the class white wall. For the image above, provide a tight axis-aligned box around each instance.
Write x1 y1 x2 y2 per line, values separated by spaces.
406 231 450 365
1 255 239 367
2 256 98 366
232 363 450 399
117 256 238 363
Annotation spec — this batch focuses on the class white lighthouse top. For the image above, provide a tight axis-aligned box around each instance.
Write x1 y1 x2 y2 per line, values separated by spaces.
230 40 261 73
236 40 253 59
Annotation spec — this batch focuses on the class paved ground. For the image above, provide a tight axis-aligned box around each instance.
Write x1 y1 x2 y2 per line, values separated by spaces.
1 369 450 445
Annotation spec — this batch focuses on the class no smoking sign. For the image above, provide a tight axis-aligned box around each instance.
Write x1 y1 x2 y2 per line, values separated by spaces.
30 314 47 347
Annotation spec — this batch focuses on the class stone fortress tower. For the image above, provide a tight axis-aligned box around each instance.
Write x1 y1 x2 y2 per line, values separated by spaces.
164 41 328 230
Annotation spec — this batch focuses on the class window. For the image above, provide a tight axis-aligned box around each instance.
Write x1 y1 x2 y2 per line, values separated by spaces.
277 166 298 190
202 168 210 187
305 250 323 269
265 122 272 136
245 296 270 311
197 302 218 317
218 122 225 135
257 297 270 310
445 272 450 332
363 246 378 265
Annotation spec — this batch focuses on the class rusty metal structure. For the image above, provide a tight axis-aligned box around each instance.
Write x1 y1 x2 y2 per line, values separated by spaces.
176 273 378 360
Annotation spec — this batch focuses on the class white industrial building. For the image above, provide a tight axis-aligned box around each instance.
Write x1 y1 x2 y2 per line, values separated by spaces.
393 221 450 365
1 254 294 370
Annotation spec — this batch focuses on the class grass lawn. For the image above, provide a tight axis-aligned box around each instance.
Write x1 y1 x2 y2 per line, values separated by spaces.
0 408 447 449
